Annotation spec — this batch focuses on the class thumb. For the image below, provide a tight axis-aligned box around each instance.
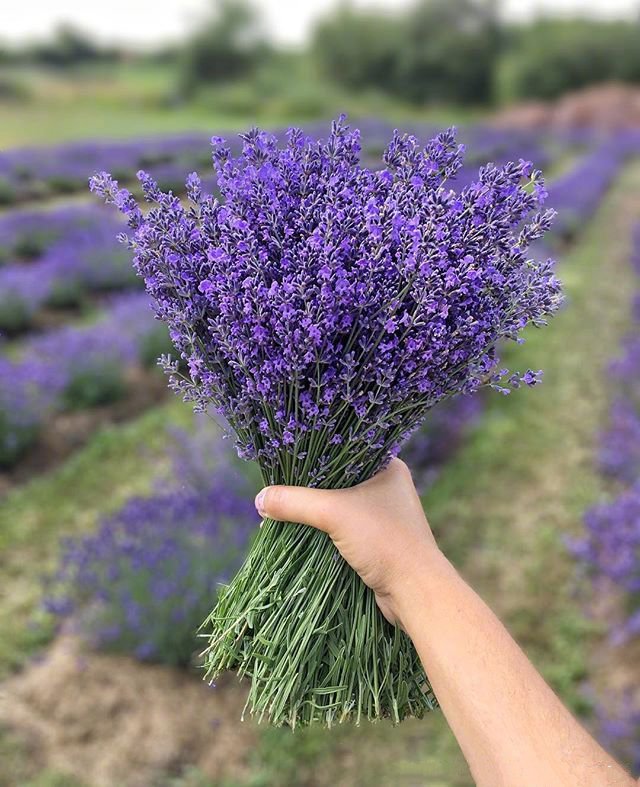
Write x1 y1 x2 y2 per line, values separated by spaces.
254 485 338 533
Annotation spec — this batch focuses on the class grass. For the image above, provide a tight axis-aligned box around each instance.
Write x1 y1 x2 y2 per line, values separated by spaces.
0 63 483 147
0 149 637 784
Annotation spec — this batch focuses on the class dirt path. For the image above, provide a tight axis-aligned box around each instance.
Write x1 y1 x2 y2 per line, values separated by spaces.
0 637 256 786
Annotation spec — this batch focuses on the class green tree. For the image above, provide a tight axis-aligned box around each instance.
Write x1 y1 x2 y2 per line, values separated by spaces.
311 0 500 106
500 19 640 101
180 0 269 94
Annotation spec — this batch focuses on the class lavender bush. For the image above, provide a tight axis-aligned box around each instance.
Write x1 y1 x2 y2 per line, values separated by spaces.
92 118 561 726
570 484 640 644
547 141 625 242
599 399 640 485
0 211 139 332
44 428 257 665
0 205 112 261
0 293 165 466
21 293 165 410
0 357 58 467
599 223 640 482
595 692 640 777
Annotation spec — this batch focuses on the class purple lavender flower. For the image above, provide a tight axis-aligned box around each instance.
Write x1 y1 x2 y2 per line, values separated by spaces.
91 117 562 727
92 119 560 482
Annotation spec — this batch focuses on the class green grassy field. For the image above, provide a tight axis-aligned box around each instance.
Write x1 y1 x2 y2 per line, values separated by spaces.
1 136 637 785
0 64 482 148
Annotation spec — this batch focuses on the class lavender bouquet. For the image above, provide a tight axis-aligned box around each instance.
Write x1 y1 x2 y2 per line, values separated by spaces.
91 118 561 727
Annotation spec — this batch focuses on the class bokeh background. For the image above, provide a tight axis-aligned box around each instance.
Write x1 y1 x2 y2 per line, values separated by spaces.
1 1 640 785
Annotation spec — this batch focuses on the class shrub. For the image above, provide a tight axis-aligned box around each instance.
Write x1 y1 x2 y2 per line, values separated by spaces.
0 359 57 467
44 429 257 666
180 0 269 95
599 399 640 485
312 0 499 106
594 691 640 777
500 19 640 102
0 266 51 333
569 484 640 644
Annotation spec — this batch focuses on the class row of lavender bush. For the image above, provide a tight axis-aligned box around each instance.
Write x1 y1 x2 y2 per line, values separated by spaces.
570 222 640 775
0 206 139 334
0 293 168 467
0 122 562 204
0 133 211 205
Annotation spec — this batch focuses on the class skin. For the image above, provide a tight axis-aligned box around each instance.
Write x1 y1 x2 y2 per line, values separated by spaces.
254 458 637 787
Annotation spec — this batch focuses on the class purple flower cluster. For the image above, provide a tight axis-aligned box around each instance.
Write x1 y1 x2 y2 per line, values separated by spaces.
44 426 257 665
0 293 165 465
92 118 560 486
0 207 140 334
91 117 561 726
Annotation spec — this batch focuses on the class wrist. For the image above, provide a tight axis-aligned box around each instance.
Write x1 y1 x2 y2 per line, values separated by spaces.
389 544 457 631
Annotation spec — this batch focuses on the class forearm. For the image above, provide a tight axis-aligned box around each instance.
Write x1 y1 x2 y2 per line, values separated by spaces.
394 549 635 787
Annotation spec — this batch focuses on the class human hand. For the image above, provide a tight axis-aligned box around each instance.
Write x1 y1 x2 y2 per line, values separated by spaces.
254 458 442 624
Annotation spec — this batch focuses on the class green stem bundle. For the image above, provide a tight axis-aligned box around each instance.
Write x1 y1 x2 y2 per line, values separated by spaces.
201 516 437 727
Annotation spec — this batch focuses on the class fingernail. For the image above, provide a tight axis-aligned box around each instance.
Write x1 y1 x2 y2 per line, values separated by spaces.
255 487 269 518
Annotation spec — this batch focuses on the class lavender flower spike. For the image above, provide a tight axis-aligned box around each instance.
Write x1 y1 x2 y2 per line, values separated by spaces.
91 117 562 727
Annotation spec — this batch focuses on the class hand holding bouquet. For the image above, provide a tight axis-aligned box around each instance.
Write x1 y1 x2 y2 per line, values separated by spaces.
92 117 561 727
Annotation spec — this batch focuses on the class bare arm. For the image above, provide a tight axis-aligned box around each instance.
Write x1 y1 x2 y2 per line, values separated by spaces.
255 459 636 787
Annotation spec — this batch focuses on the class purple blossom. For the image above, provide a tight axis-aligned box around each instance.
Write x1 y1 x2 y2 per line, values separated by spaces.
92 118 561 488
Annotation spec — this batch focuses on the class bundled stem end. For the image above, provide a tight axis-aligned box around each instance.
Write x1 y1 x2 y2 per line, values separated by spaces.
200 518 438 728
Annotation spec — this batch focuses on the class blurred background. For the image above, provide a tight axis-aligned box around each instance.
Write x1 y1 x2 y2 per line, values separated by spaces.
1 1 640 785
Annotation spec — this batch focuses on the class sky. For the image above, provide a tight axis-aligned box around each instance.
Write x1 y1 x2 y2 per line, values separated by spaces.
1 0 638 47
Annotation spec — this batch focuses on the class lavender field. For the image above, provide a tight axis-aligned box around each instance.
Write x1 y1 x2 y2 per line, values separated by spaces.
0 105 638 785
